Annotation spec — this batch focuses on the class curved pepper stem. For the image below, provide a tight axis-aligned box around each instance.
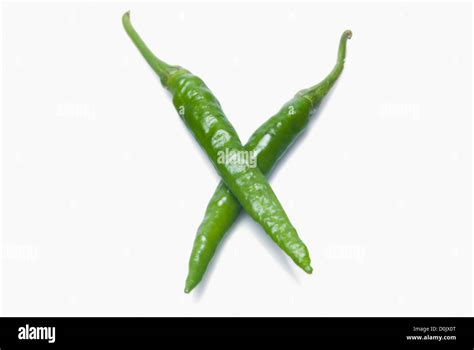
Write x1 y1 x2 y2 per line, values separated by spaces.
122 11 178 86
298 30 352 105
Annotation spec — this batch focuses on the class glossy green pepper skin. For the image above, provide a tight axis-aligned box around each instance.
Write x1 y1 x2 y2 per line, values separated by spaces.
122 12 313 275
185 31 352 293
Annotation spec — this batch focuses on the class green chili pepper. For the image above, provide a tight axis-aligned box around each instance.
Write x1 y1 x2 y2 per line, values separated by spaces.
185 30 352 293
122 12 313 275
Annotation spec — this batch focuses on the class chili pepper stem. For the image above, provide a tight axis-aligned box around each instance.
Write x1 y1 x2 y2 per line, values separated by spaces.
122 11 178 85
298 30 352 105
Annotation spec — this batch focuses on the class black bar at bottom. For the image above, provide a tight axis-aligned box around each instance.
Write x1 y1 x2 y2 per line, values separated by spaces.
0 317 472 348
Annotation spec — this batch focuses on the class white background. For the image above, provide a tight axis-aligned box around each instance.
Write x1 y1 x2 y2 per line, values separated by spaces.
2 2 472 316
